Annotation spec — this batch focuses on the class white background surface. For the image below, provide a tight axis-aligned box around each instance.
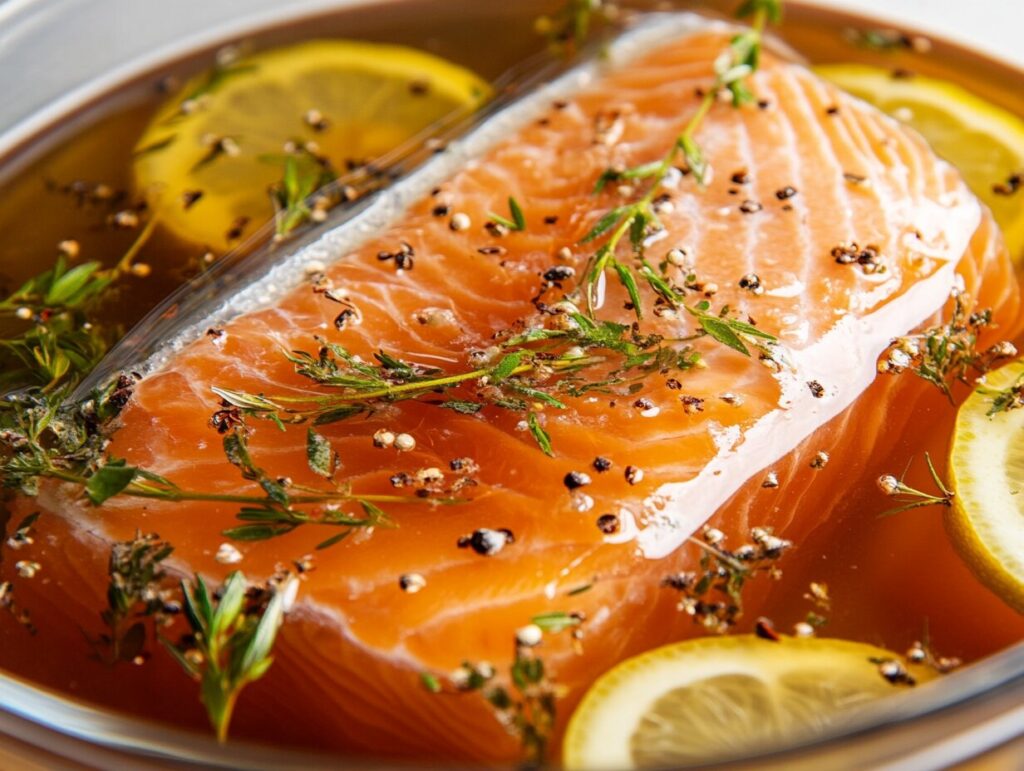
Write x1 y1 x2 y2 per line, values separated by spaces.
815 0 1023 67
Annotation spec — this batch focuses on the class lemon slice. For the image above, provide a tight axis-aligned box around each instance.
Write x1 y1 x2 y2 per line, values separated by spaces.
134 41 491 251
563 635 934 769
949 358 1024 612
816 64 1024 261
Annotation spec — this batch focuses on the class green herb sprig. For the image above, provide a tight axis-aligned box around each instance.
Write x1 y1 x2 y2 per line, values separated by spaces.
263 149 338 238
662 525 791 633
424 614 580 764
877 291 1016 402
91 532 175 665
211 310 700 456
536 0 618 54
0 380 434 549
876 453 954 515
161 570 295 742
576 0 782 346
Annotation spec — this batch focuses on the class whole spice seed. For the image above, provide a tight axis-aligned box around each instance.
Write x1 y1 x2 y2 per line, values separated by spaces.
458 528 514 556
596 513 620 534
564 471 592 490
592 456 612 472
399 573 427 593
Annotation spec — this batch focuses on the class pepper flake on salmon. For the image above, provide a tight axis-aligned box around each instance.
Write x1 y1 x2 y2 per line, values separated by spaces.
7 11 1021 763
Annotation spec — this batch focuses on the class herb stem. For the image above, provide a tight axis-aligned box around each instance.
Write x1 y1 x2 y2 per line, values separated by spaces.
580 5 774 318
115 214 161 273
49 469 447 507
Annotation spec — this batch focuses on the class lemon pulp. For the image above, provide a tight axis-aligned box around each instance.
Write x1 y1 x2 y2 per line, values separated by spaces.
134 40 491 251
563 635 934 770
816 64 1024 261
949 358 1024 612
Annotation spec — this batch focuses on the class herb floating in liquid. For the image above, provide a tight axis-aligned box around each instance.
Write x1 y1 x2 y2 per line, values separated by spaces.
0 216 158 394
535 0 619 54
91 532 175 665
425 615 580 764
263 148 339 239
876 453 954 515
161 570 297 742
662 525 792 634
877 290 1016 401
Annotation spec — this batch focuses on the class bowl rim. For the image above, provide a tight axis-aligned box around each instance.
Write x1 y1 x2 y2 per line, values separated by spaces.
0 0 1022 766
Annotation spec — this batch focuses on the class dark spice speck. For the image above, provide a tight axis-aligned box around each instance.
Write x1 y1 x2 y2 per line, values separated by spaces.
458 528 513 556
564 471 592 490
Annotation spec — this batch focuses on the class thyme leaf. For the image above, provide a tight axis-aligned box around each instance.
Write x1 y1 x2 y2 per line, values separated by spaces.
488 196 527 232
527 412 554 457
536 0 618 54
426 618 581 764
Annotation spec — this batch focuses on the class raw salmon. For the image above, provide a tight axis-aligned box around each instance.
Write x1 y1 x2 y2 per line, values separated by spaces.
3 14 1023 762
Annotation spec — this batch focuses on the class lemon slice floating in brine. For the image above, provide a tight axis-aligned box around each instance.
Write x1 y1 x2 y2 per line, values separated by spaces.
816 64 1024 261
563 635 935 769
134 40 491 252
949 358 1024 612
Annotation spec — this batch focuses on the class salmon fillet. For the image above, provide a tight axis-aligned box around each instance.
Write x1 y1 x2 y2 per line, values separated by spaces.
4 15 1022 762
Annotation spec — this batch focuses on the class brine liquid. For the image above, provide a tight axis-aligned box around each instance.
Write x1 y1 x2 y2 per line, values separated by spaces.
0 0 1022 752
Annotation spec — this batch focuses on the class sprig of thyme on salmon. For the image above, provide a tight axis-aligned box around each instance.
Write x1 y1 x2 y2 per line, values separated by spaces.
0 378 442 549
210 309 701 455
578 0 783 322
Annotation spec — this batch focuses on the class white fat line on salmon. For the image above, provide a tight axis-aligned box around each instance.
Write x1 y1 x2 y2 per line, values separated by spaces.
130 12 729 377
636 201 979 559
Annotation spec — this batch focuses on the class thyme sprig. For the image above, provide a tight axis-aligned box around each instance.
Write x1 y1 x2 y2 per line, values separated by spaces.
263 149 338 238
426 616 579 764
662 524 791 633
211 310 700 455
0 208 159 395
536 0 618 54
91 532 175 665
0 379 431 549
161 569 296 742
876 453 954 515
578 1 782 324
877 290 1016 402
